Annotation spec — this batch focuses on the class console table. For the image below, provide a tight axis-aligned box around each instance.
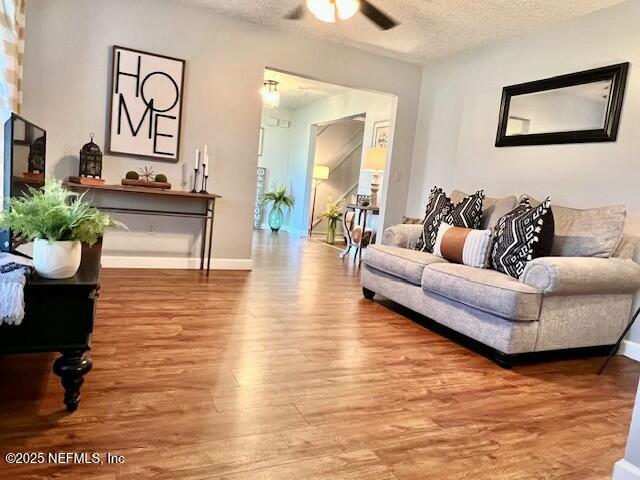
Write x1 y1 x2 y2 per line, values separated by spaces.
0 243 101 411
64 182 221 274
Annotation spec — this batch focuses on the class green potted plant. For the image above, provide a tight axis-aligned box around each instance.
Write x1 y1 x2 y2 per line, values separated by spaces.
321 198 343 245
262 184 294 232
0 180 122 279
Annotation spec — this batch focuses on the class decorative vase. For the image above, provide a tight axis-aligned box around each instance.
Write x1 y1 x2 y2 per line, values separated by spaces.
33 239 82 279
268 207 283 232
326 220 337 244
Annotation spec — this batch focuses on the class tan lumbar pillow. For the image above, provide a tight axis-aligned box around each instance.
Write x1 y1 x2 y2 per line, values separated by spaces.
433 222 493 268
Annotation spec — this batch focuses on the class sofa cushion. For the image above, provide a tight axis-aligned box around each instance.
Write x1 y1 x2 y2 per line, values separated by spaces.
422 263 542 321
524 196 626 258
452 190 518 230
364 244 448 285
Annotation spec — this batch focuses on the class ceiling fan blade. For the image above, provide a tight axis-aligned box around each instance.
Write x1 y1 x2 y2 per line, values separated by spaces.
284 4 305 20
360 0 398 30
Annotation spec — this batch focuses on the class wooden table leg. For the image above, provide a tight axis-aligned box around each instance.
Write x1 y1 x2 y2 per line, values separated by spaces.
206 199 215 275
53 350 93 412
200 201 208 271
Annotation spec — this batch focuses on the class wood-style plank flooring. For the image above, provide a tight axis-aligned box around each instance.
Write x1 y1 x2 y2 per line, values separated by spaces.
1 231 639 479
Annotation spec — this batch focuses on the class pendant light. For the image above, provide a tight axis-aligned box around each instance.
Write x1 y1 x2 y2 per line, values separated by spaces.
261 80 280 109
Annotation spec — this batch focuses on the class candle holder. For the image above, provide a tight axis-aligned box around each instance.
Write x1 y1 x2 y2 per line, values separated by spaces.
200 173 209 194
191 166 200 193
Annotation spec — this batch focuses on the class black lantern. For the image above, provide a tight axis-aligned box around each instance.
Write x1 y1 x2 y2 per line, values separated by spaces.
79 133 103 178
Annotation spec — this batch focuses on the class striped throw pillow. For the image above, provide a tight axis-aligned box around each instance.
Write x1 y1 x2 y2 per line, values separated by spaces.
433 222 493 268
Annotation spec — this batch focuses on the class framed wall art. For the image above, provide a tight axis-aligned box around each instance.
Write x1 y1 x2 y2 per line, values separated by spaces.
108 46 186 162
372 120 390 148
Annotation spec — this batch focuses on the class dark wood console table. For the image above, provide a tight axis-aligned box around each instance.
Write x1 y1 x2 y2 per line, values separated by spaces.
0 243 101 411
64 182 221 274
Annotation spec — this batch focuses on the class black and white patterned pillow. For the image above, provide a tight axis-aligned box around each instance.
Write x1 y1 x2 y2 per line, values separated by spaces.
416 187 452 253
490 197 555 278
445 190 484 229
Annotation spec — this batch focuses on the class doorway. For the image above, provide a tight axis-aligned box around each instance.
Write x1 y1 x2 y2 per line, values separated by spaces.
255 68 396 255
308 114 365 243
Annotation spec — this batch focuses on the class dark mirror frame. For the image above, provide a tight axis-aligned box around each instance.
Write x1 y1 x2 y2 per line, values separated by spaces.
495 62 629 147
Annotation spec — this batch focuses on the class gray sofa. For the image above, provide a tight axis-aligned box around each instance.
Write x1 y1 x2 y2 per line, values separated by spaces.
361 192 640 366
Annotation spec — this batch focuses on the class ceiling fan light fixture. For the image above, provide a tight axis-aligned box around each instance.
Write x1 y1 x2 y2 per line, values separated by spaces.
261 80 280 108
336 0 360 20
306 0 336 23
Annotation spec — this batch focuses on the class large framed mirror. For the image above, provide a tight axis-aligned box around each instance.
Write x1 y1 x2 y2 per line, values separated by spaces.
495 63 629 147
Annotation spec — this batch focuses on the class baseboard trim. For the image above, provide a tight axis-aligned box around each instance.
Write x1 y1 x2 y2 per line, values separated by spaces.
613 460 640 480
102 255 252 270
619 340 640 362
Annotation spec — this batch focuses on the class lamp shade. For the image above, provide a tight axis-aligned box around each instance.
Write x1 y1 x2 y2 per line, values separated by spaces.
363 147 386 172
313 165 330 180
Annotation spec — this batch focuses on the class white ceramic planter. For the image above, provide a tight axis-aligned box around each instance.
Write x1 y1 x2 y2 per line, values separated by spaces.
32 239 82 279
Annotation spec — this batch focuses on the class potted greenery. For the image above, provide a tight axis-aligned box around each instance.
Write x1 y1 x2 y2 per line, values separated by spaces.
262 184 294 232
0 180 122 279
321 198 343 245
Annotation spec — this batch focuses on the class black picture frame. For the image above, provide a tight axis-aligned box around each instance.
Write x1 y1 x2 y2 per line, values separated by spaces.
495 62 629 147
107 45 186 162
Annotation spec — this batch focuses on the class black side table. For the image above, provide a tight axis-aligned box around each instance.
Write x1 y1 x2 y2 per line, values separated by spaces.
339 204 380 263
598 306 640 374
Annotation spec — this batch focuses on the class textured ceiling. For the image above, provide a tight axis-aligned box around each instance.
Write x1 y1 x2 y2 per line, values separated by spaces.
178 0 625 63
264 69 352 109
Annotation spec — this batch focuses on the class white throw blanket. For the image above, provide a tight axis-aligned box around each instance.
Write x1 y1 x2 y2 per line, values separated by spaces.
0 253 32 326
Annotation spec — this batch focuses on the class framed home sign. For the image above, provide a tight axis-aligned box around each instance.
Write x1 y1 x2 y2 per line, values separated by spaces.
108 46 186 162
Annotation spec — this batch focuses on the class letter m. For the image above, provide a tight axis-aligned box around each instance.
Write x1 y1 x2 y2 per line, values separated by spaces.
117 93 153 139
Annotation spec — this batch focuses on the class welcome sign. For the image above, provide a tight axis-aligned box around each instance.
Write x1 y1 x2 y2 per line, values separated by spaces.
108 46 185 162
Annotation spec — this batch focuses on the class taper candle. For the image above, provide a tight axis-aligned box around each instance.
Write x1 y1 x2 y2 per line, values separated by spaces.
194 148 200 170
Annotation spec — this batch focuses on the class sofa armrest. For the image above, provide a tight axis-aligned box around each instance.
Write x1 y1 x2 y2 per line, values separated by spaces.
382 224 423 249
520 256 640 295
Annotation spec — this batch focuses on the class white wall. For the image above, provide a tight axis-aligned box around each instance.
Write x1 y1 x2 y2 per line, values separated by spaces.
613 381 640 480
22 0 421 267
258 106 294 223
407 0 640 343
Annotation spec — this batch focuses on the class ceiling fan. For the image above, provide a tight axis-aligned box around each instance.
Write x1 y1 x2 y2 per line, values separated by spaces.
285 0 398 30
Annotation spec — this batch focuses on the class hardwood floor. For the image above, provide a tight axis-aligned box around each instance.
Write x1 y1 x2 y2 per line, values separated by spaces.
1 231 639 479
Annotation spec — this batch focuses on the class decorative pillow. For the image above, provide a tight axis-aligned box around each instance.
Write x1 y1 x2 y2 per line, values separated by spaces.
490 197 555 278
452 190 518 230
416 187 452 253
433 222 493 268
445 190 485 229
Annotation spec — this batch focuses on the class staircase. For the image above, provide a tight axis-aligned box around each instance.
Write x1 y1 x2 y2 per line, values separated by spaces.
311 119 364 236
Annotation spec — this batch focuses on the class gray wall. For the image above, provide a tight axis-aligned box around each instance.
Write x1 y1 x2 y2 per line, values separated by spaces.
406 0 640 343
22 0 422 266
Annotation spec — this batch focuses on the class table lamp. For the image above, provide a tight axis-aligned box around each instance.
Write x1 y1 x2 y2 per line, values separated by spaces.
363 147 386 207
309 165 330 237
